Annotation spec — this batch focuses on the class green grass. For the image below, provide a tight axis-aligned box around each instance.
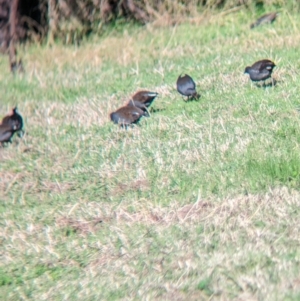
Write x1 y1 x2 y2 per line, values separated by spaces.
1 9 300 300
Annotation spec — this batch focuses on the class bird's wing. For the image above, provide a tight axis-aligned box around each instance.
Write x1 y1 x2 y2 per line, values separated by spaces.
259 60 275 71
131 111 142 118
0 126 13 142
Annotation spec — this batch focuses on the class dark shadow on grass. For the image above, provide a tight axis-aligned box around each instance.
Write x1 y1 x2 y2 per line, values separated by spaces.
255 78 278 88
185 95 201 102
149 107 166 114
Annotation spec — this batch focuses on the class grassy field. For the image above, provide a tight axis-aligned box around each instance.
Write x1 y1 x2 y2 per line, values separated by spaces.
1 8 300 300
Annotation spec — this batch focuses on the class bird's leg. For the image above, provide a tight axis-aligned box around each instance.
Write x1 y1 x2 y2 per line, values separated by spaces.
271 77 274 87
145 107 151 117
191 93 199 101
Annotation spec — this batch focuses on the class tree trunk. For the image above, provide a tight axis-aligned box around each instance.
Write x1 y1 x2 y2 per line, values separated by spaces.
48 0 58 45
8 0 18 71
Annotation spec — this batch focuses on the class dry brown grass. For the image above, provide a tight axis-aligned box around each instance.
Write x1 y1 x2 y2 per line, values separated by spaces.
59 186 299 227
43 187 298 300
15 17 299 85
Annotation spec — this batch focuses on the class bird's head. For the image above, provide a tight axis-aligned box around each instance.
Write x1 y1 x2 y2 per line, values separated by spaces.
244 67 250 74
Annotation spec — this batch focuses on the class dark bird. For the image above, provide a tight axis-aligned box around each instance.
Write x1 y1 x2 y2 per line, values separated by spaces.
176 74 200 101
110 106 147 127
131 90 158 108
244 59 276 83
126 100 150 117
1 106 24 137
0 120 20 143
250 12 278 29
